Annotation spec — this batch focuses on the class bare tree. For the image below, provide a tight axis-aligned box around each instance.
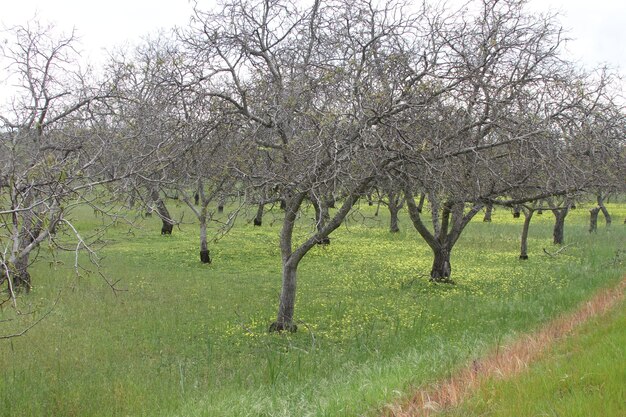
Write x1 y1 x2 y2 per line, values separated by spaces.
181 0 445 331
399 0 584 282
0 21 121 301
175 119 250 264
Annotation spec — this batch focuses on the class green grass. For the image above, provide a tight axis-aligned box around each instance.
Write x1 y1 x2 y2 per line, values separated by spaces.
0 200 624 416
441 300 626 417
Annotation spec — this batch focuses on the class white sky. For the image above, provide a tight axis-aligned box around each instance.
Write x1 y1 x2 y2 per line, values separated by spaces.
526 0 626 72
1 0 624 78
0 0 198 65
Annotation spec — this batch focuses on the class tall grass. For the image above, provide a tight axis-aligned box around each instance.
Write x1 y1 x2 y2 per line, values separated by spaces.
1 200 624 416
441 299 626 417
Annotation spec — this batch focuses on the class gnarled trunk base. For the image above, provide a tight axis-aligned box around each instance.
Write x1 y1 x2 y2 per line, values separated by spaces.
430 249 454 284
268 321 298 333
483 204 493 222
200 249 211 264
253 203 264 226
389 217 400 233
14 270 31 292
152 189 174 235
7 260 32 293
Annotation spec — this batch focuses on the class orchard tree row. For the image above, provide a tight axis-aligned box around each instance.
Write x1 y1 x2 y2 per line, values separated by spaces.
1 0 624 331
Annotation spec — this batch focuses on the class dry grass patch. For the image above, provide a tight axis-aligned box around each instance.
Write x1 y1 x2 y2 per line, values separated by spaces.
382 277 626 417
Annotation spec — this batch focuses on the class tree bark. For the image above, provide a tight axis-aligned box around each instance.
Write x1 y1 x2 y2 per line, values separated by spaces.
253 202 264 226
552 207 569 245
589 206 600 233
483 203 493 222
11 256 32 292
151 189 174 235
270 192 306 332
597 194 611 226
269 261 299 333
430 246 453 283
389 206 400 233
404 189 482 284
270 179 373 332
519 208 534 260
387 191 403 233
199 216 211 263
10 194 41 292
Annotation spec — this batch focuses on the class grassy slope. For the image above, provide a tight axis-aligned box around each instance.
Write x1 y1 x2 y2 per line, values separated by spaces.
441 299 626 417
0 201 624 416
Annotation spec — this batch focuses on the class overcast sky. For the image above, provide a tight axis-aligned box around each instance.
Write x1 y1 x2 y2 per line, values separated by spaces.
1 0 625 75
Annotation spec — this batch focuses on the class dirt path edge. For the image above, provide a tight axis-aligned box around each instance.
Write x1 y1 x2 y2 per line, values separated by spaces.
381 277 626 417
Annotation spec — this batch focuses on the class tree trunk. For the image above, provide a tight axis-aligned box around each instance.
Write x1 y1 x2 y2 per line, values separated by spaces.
404 190 482 285
430 246 453 283
597 195 611 226
519 208 534 260
389 206 400 233
388 192 401 233
151 189 174 235
269 192 308 333
483 203 493 222
589 207 600 233
11 198 40 292
253 202 264 226
269 183 369 332
10 256 32 293
269 183 370 332
157 201 174 235
269 261 299 333
552 208 568 245
199 216 211 264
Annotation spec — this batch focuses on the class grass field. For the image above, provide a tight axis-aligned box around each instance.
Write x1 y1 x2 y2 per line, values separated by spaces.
1 200 624 416
441 299 626 417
